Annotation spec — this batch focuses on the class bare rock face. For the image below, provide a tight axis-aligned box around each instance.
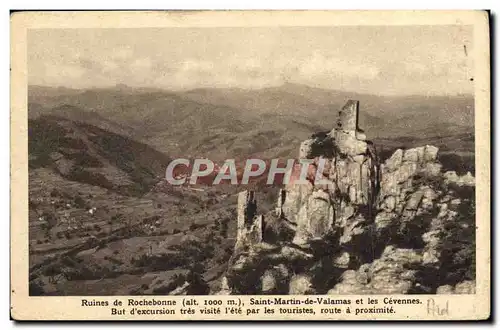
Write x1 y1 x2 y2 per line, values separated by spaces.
215 277 232 295
328 246 422 294
377 145 442 220
279 101 378 246
234 191 263 253
261 270 277 293
444 171 476 186
289 274 315 294
223 100 475 296
437 280 476 294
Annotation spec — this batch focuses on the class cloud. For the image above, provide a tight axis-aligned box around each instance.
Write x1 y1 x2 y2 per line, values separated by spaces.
298 51 380 80
33 63 87 86
102 60 119 73
27 27 473 95
180 59 214 72
131 58 153 72
150 51 381 90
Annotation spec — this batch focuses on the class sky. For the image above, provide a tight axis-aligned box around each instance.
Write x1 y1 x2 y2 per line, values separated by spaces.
28 26 474 96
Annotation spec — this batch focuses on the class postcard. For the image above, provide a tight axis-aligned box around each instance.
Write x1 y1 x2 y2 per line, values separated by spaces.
10 10 490 321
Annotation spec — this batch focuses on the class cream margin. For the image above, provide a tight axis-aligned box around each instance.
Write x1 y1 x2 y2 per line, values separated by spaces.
10 10 490 321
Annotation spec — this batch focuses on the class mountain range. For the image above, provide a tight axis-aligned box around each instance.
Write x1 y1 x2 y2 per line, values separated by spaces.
28 83 474 161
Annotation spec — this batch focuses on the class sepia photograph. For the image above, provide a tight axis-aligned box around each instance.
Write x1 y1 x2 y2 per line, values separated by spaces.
10 10 490 320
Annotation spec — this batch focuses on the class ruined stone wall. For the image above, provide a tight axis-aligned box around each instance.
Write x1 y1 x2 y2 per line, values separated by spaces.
337 100 359 132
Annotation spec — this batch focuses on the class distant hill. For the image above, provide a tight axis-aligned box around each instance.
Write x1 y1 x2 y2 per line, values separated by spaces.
181 83 474 139
29 115 172 196
28 84 474 161
28 103 136 137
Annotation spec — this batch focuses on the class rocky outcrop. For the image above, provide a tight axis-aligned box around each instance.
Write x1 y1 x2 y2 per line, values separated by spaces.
234 190 263 252
328 246 422 294
223 100 476 295
280 100 378 246
437 280 476 294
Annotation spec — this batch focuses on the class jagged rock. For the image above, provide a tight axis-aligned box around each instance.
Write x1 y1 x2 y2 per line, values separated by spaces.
339 215 368 244
403 148 419 162
234 191 263 251
424 163 442 176
422 230 442 265
281 180 313 229
327 270 367 294
307 190 334 238
260 264 291 293
280 245 314 261
274 264 290 278
284 143 377 244
261 270 277 293
299 139 314 158
334 130 368 155
405 191 424 210
454 280 476 294
383 196 397 212
272 101 379 246
356 264 371 284
384 149 403 172
422 249 440 266
444 171 475 186
168 281 190 295
437 281 475 294
333 252 350 268
378 145 444 225
223 100 474 296
424 145 439 162
356 131 367 141
422 187 438 206
374 211 397 230
289 274 314 294
216 277 232 295
329 246 422 294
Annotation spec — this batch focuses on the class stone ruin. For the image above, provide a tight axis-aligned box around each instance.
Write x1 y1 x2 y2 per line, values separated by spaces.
234 99 378 248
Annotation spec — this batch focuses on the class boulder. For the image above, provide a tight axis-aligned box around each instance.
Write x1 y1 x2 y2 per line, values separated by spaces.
329 246 422 294
299 139 314 158
217 277 232 295
436 285 454 294
261 270 277 293
454 280 476 294
384 149 403 172
424 145 439 162
289 274 314 294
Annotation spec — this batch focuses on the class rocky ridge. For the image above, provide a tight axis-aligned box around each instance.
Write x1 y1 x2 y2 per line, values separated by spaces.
218 100 476 295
